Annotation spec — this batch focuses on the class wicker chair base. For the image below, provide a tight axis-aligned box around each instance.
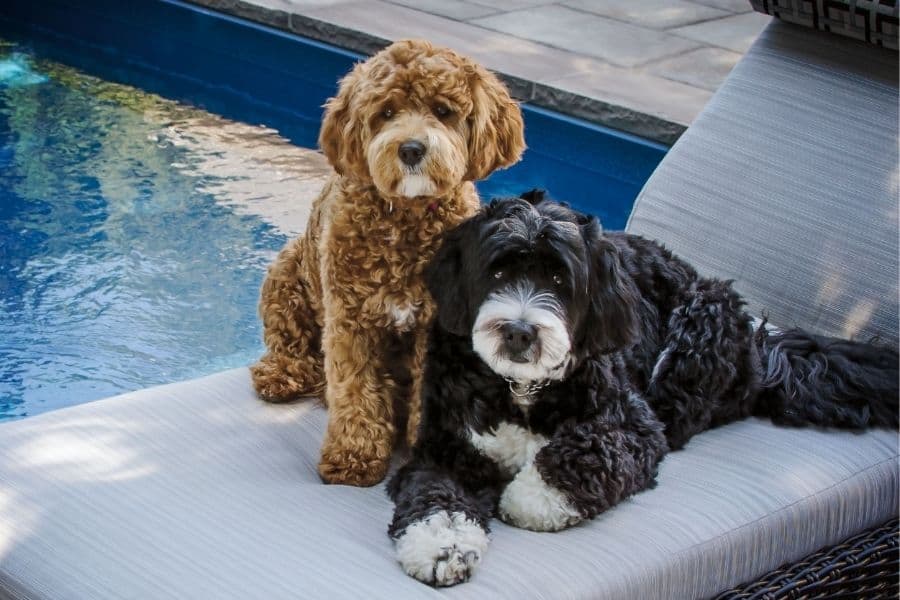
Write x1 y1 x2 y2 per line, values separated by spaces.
713 518 899 599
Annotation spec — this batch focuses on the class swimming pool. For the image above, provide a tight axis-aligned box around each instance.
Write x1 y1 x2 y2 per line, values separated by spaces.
0 0 667 421
0 46 315 420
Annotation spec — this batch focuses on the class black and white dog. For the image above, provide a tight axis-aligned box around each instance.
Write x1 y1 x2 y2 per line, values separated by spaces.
387 191 898 587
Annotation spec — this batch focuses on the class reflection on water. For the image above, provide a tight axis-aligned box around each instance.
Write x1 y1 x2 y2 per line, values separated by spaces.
0 51 48 87
0 42 330 420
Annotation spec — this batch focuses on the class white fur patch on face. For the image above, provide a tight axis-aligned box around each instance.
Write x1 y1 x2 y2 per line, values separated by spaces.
469 422 548 475
499 462 582 532
394 510 489 587
397 173 436 198
472 283 571 382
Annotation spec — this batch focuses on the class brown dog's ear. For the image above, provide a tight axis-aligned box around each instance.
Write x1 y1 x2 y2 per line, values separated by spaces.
465 64 526 181
318 65 368 180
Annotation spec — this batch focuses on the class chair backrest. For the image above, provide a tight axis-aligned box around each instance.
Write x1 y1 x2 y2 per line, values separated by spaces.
627 20 899 346
749 0 898 50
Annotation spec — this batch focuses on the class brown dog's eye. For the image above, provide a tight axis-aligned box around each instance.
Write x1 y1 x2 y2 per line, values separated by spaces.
381 107 394 119
552 274 563 285
434 104 452 119
493 270 503 280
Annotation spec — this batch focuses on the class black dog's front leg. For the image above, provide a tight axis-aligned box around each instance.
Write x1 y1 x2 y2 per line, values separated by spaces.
387 438 505 587
499 392 668 531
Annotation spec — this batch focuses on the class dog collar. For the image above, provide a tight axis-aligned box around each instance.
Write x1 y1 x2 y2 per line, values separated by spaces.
505 378 550 398
504 357 569 398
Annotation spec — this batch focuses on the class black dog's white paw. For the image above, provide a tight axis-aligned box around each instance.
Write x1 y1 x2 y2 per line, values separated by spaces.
499 463 582 532
394 511 488 586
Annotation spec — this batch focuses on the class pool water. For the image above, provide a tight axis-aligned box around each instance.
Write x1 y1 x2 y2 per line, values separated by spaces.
0 44 329 420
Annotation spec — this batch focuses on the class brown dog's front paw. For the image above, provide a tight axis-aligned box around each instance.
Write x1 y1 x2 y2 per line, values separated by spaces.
252 376 299 404
318 445 390 487
250 360 321 403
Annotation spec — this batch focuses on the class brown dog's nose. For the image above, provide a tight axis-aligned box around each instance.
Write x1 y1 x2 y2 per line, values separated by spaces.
398 141 426 166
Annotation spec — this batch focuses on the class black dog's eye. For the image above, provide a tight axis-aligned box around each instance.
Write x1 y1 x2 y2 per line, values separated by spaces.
493 270 503 280
434 104 452 118
381 107 394 119
552 274 563 285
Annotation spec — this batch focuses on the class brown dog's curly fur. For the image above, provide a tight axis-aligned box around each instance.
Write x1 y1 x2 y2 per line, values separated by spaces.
251 40 525 486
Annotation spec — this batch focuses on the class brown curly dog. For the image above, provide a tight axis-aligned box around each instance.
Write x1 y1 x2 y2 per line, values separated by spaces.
250 39 525 486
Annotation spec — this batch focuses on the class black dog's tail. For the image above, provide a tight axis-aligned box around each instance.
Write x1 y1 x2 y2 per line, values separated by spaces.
753 325 899 429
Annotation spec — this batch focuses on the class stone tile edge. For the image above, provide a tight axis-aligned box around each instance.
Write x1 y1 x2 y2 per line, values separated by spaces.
185 0 684 144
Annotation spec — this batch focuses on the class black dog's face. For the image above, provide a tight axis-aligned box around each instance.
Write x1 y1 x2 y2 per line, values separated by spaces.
468 200 591 382
426 192 640 382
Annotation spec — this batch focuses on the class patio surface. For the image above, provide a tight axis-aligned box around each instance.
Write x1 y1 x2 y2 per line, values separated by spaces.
187 0 770 143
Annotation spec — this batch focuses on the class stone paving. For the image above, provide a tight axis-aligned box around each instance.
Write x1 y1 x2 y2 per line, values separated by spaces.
190 0 771 142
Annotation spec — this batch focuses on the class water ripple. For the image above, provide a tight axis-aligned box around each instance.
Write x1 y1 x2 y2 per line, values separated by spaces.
0 42 331 420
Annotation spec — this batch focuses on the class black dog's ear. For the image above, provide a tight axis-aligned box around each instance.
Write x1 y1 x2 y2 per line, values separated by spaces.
580 218 640 354
519 188 547 205
425 225 472 336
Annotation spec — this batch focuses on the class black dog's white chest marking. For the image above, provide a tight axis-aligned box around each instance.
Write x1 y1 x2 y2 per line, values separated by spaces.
468 422 548 475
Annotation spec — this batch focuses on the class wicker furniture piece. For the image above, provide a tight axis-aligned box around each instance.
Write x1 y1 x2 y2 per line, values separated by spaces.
714 519 899 599
750 0 899 49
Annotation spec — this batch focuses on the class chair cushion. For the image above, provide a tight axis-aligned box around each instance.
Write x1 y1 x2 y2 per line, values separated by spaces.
627 19 899 346
1 368 896 599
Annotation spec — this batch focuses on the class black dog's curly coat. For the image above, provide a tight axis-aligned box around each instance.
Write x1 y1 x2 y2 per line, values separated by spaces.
387 191 898 587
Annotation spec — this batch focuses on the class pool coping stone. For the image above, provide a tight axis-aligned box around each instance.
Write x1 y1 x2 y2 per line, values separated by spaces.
182 0 720 145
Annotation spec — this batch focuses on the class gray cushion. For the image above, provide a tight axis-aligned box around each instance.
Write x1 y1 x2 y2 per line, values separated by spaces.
0 368 896 599
628 19 899 346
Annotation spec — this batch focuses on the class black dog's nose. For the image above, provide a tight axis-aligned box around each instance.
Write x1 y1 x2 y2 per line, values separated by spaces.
398 140 426 166
500 321 537 360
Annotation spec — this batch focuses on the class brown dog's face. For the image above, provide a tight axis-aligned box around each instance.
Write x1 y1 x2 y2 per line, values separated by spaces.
319 40 525 199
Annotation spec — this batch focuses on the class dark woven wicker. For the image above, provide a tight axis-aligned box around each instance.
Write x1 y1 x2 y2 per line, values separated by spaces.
713 519 899 600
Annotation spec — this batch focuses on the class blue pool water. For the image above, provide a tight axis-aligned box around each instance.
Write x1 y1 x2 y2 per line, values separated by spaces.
0 47 289 420
0 0 667 421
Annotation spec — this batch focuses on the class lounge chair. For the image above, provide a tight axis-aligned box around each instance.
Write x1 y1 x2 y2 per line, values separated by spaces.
0 5 896 599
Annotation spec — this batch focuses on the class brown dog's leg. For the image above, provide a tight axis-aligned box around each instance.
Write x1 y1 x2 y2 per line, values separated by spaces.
318 323 395 487
404 328 429 448
250 238 325 402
